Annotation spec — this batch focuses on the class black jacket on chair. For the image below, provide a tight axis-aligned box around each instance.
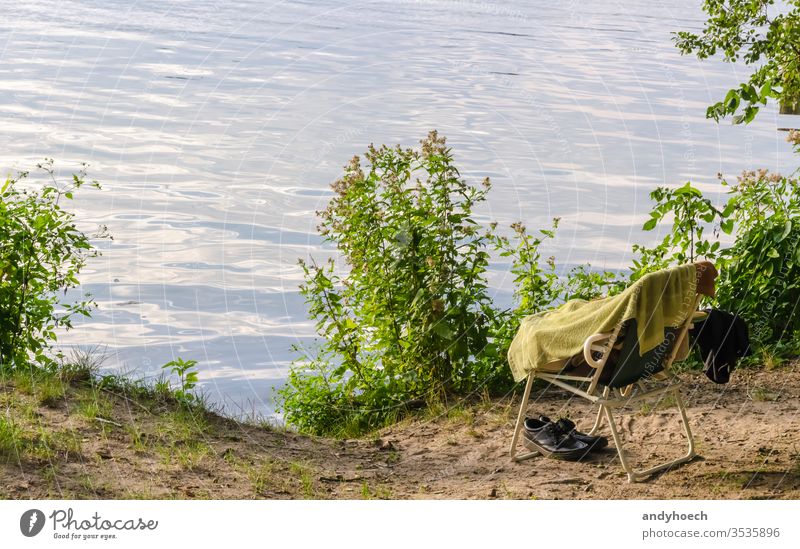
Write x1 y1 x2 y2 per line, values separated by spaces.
689 309 751 384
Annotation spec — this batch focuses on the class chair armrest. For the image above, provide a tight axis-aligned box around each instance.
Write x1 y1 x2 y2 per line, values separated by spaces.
691 310 708 322
583 332 614 368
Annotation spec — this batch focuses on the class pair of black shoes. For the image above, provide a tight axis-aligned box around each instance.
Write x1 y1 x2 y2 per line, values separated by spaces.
522 415 608 461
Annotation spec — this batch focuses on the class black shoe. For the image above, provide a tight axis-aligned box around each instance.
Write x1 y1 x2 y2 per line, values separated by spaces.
522 417 589 460
539 415 608 452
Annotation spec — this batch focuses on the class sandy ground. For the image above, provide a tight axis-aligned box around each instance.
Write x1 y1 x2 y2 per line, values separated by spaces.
373 366 800 499
2 366 798 499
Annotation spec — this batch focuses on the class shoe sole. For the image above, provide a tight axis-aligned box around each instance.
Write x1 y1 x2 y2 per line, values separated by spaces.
522 436 589 461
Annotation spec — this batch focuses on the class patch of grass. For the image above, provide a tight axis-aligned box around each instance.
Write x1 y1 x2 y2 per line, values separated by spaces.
16 401 40 422
446 406 475 426
749 387 780 402
12 370 67 407
290 461 316 499
221 447 237 466
37 377 67 407
42 464 59 490
159 440 210 471
154 408 211 444
703 469 770 490
59 346 106 383
235 408 279 431
27 427 83 462
153 373 173 400
78 473 98 493
646 394 678 412
125 425 149 454
248 459 277 496
360 480 392 500
1 412 80 463
95 373 161 405
75 389 113 422
0 413 22 462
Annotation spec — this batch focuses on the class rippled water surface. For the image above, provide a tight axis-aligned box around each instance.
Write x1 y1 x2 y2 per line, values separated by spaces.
1 0 796 418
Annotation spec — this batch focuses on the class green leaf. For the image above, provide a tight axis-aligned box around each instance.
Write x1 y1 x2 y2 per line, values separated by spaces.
343 318 358 331
432 322 455 340
759 80 773 102
743 105 759 124
741 84 757 103
720 220 734 235
643 218 658 231
776 220 792 242
724 89 740 111
674 182 701 197
721 200 736 218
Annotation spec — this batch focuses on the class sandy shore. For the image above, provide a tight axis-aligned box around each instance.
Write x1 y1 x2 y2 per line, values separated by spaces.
2 365 798 499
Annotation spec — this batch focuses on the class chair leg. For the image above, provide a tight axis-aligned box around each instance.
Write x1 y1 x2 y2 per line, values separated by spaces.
510 373 539 462
603 404 636 481
603 388 697 483
587 386 609 435
674 389 697 460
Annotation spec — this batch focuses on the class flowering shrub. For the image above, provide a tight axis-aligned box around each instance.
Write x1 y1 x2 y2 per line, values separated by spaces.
279 132 508 436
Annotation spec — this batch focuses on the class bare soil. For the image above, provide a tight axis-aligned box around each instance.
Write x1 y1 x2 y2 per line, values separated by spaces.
2 365 798 499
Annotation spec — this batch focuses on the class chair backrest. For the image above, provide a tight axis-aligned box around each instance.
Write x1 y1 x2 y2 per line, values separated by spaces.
600 319 679 389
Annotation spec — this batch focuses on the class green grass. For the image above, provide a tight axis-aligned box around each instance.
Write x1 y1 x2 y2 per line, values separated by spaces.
75 388 114 422
749 387 780 402
1 412 82 463
248 459 277 496
125 425 149 454
158 440 211 471
360 480 392 500
12 370 67 407
290 461 316 499
0 414 22 462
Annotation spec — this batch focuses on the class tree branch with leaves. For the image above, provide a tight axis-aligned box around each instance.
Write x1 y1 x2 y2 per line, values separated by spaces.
674 0 800 123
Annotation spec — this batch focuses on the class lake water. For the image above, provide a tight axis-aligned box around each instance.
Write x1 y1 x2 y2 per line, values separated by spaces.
1 0 796 419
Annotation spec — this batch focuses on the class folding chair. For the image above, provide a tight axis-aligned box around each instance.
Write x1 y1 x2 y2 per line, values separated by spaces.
508 292 705 483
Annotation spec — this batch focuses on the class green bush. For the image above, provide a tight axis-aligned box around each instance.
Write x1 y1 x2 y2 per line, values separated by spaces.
0 161 105 370
559 264 626 301
490 218 561 318
631 181 728 279
634 170 800 354
162 357 201 405
279 132 507 436
716 169 800 345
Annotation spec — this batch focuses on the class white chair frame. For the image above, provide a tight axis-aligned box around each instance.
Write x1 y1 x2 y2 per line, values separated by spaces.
509 295 703 483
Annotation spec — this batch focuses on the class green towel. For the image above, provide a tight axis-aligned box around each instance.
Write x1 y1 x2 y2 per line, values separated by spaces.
507 264 698 382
